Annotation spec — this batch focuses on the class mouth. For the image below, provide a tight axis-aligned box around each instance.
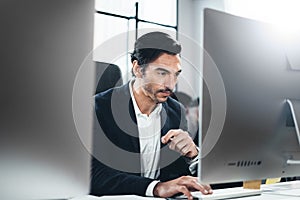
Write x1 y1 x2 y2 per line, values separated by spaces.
157 89 173 96
161 91 171 96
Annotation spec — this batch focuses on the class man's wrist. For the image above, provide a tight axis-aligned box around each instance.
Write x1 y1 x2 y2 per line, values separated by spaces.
153 181 163 197
188 146 199 159
146 180 160 196
184 146 199 163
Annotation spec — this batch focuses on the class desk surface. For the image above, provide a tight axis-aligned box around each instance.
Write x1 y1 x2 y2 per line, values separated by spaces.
72 181 300 200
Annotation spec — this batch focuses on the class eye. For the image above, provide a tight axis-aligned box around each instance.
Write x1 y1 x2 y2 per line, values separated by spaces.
157 71 167 76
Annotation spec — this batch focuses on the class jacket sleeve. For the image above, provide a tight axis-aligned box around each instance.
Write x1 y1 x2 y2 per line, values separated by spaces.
90 156 153 196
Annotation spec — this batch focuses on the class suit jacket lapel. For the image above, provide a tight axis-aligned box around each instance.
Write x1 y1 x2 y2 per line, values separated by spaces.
128 97 140 152
120 82 140 153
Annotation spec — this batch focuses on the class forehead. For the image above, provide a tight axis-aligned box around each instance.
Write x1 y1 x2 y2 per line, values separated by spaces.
149 53 181 72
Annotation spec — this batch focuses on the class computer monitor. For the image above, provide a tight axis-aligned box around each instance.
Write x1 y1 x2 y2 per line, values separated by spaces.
199 8 300 185
0 0 94 199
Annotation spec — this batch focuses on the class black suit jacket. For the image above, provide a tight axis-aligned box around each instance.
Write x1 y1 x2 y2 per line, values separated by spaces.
90 82 192 196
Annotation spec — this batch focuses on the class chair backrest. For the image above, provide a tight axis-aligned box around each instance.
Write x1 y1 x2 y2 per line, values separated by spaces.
95 62 123 94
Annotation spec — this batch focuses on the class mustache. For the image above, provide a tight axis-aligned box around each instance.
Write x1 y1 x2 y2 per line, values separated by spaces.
157 88 173 93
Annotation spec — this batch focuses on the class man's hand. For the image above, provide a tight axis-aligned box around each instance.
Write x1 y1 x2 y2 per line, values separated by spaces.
153 176 212 200
161 129 198 158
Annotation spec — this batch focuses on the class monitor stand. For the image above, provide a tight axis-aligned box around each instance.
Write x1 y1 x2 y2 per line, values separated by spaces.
286 99 300 165
243 180 261 189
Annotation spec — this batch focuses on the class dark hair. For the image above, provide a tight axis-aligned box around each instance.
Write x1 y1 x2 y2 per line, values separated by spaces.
131 31 181 76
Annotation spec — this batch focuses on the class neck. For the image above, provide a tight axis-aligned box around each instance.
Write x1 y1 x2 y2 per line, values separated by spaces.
132 79 157 116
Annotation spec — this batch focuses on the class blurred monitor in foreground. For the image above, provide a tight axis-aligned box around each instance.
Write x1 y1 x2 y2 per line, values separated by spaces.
0 0 94 199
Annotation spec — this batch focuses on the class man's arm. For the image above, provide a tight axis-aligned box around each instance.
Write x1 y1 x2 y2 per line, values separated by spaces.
90 157 153 196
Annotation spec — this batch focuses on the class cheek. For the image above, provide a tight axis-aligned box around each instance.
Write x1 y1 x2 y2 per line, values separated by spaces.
143 74 164 86
144 82 158 93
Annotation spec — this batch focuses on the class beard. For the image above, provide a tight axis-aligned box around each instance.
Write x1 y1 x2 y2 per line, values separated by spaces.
143 84 173 104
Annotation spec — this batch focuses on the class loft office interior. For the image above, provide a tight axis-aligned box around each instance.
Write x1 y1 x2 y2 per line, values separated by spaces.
1 0 300 199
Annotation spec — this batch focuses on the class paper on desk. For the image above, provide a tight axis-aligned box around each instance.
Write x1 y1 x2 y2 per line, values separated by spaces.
265 178 281 184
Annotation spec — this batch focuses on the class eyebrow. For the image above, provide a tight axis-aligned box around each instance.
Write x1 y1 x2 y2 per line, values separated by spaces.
155 68 182 75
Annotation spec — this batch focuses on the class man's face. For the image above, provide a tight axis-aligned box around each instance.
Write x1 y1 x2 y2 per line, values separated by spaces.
141 53 182 103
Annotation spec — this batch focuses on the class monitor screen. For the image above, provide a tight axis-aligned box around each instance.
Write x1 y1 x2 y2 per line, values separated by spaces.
199 8 300 185
0 0 94 199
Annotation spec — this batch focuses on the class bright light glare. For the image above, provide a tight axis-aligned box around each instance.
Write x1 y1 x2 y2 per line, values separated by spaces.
225 0 300 70
225 0 300 34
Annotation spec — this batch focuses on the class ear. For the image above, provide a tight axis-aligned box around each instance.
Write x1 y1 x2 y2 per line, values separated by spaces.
132 60 143 78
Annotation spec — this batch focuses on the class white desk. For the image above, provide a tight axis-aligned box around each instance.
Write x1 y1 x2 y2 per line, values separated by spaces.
260 180 300 199
72 181 300 200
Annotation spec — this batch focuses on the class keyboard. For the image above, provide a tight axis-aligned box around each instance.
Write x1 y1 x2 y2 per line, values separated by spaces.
172 187 262 199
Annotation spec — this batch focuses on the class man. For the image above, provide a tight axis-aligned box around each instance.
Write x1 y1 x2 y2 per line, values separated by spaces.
91 31 212 200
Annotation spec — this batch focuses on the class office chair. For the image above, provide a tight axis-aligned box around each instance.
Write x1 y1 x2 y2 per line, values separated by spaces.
95 61 123 94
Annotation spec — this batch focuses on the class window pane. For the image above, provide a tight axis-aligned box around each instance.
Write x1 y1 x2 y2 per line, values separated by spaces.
138 0 177 26
95 0 137 17
137 22 176 39
94 14 129 50
94 13 135 82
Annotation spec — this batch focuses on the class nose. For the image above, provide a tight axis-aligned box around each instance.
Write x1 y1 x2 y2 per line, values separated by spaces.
164 74 177 90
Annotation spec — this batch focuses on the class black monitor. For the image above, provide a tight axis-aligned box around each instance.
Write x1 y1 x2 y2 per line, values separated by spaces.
199 8 300 185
